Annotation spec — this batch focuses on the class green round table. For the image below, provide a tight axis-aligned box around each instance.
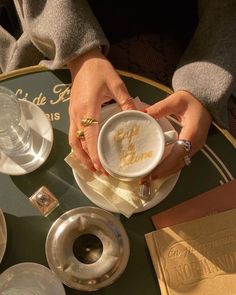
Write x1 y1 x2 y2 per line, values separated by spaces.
0 66 235 295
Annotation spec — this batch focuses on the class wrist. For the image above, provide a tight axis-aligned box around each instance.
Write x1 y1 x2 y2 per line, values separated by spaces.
67 47 104 76
175 90 213 122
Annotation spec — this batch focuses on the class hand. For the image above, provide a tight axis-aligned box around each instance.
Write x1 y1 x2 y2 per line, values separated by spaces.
141 90 212 183
67 48 136 173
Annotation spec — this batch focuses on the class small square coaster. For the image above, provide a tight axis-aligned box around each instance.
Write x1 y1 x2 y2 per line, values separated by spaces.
29 186 59 217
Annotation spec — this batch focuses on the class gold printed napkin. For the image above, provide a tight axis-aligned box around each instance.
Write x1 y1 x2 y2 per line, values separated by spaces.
65 152 169 218
145 208 236 295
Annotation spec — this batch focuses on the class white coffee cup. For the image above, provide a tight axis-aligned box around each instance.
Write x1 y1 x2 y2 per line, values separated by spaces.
98 110 177 181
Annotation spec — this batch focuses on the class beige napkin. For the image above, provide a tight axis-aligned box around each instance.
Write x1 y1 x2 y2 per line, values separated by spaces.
65 152 171 218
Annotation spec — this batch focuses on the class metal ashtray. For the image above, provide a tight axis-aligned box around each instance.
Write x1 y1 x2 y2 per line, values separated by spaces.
45 207 130 291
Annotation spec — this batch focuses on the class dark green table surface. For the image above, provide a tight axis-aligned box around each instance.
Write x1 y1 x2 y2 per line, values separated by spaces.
0 66 235 295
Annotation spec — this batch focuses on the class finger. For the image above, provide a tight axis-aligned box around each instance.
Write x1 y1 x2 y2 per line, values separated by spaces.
80 110 107 174
145 113 209 181
149 126 197 181
146 93 184 119
119 96 136 110
113 82 136 110
141 142 188 183
83 122 103 172
80 137 89 154
178 112 212 154
68 119 95 171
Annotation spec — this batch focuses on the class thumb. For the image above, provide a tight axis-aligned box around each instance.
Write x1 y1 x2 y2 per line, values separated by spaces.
146 94 180 119
114 83 136 111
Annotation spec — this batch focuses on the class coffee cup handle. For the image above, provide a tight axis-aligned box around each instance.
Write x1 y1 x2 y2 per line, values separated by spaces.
164 130 178 145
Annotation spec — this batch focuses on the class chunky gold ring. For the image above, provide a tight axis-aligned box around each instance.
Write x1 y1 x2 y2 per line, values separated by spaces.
76 129 85 140
81 118 99 127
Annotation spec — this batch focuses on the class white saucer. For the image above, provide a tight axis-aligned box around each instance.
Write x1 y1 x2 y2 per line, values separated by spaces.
0 263 66 295
0 100 53 175
0 208 7 263
73 170 180 214
73 102 180 214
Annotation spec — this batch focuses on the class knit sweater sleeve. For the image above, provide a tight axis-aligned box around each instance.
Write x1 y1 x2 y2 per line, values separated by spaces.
14 0 109 69
172 0 236 128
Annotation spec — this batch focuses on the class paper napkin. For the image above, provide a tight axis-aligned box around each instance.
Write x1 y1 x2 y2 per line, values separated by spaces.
65 152 171 218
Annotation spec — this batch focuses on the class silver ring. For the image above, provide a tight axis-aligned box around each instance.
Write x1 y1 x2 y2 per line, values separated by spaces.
176 139 192 152
184 155 191 166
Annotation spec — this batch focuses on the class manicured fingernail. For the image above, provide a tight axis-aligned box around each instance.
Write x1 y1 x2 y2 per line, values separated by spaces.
104 171 109 176
90 167 96 172
94 164 100 171
139 109 147 113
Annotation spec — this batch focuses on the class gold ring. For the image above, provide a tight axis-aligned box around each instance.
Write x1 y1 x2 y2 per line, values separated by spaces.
76 129 85 140
81 118 99 127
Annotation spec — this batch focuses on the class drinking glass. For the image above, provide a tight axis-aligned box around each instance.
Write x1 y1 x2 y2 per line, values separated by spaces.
0 86 31 156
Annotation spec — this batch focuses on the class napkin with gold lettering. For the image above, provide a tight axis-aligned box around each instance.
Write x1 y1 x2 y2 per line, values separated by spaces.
145 208 236 295
65 152 172 218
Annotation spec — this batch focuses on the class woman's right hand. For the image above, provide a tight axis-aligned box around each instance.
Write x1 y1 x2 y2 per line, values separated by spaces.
67 48 136 173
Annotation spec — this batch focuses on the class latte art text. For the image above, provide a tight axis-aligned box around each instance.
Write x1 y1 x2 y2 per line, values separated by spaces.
113 124 154 168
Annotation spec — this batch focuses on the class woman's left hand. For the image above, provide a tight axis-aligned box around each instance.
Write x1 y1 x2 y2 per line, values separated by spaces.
141 90 212 183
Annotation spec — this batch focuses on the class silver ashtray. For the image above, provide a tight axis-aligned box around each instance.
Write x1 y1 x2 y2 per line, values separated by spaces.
45 207 130 291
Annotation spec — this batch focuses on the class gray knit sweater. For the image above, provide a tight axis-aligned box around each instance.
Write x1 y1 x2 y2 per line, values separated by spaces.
172 0 236 128
0 0 236 128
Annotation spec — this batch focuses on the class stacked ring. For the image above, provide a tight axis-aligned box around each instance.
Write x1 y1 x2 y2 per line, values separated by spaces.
175 139 192 167
175 139 192 152
81 118 99 127
76 117 99 139
183 155 191 166
76 129 85 140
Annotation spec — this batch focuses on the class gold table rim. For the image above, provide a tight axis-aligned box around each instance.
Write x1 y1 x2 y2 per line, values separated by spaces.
0 65 235 148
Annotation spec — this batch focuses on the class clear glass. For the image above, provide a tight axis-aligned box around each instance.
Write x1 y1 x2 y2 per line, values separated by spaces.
0 86 31 156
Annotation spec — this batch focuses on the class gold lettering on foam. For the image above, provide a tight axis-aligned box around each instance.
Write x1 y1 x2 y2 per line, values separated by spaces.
120 150 154 167
120 143 153 167
113 124 153 167
50 83 71 104
113 124 140 143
